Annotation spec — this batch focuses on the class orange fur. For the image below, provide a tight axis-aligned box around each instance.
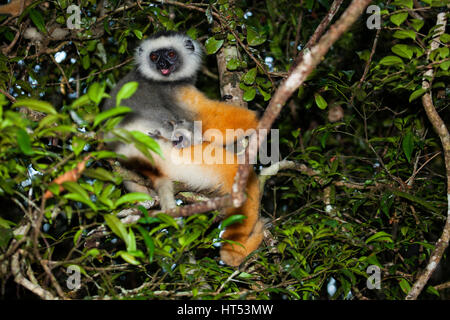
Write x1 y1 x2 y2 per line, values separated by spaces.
177 86 259 146
0 0 33 17
132 85 264 266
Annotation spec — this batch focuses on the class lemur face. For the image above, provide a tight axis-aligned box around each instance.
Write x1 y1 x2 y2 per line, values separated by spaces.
136 34 201 82
149 48 180 76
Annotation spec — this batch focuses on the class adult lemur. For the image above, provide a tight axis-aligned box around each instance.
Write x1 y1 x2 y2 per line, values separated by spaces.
104 31 264 267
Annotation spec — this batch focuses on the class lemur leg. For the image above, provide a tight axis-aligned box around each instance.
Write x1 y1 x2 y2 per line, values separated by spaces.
123 157 177 211
153 176 176 211
124 175 176 211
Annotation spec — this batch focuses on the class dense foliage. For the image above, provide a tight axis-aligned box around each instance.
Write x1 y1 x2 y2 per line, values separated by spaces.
0 0 448 300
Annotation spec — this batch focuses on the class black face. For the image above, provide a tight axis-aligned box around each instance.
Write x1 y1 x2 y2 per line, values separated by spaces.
149 48 179 76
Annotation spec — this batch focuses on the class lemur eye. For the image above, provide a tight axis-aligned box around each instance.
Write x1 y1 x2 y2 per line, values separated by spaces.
168 50 176 59
150 53 158 62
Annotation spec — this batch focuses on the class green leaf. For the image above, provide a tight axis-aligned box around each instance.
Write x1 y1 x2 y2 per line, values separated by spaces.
93 106 131 128
247 27 266 46
85 248 100 258
136 225 155 262
438 47 449 59
410 19 425 32
393 0 413 8
73 229 83 246
104 214 129 248
426 285 440 297
116 81 139 106
0 227 13 251
399 279 411 294
115 192 152 208
13 99 57 115
439 60 450 71
127 228 136 252
156 213 179 230
440 33 450 43
178 229 201 247
258 87 271 101
393 30 416 40
226 58 240 71
71 136 87 156
116 251 140 265
205 37 224 55
402 130 414 162
64 193 97 211
87 82 107 105
409 88 427 102
37 125 77 137
243 87 256 101
242 68 257 85
29 9 46 34
220 214 246 230
128 130 162 157
390 12 408 26
62 181 89 199
83 167 120 184
0 217 14 229
16 128 33 156
314 93 328 109
365 231 394 244
81 55 90 70
392 44 413 59
133 30 143 40
70 94 91 109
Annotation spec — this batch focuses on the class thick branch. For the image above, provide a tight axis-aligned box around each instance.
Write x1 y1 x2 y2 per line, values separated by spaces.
406 11 449 300
216 45 247 108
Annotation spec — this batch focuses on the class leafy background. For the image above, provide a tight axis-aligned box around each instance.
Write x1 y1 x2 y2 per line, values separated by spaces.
0 0 448 299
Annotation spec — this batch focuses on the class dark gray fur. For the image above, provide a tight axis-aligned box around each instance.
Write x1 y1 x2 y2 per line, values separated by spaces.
103 69 198 148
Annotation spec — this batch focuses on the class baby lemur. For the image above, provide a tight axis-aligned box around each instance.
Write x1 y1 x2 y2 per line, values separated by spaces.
104 31 264 267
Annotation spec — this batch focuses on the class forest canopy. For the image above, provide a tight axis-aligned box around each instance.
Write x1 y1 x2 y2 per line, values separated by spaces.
0 0 449 300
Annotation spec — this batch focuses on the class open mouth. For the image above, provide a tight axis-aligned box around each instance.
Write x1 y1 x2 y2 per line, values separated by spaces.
159 65 175 76
160 68 171 76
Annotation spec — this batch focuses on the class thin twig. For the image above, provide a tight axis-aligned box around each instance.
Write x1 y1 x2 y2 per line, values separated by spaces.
0 88 16 103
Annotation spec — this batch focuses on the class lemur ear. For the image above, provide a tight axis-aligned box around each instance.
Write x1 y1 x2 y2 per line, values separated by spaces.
138 47 143 56
184 39 195 51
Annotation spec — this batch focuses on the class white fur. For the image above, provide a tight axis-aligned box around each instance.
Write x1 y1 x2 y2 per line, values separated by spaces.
135 34 203 82
115 119 221 192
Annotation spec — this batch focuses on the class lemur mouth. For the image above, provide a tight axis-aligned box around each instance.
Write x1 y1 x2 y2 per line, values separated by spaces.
160 65 175 76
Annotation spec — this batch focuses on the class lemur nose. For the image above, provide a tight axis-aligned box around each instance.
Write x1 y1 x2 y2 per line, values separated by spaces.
158 60 169 69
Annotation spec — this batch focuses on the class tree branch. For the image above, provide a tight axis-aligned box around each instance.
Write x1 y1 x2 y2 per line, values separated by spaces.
406 11 449 300
11 251 57 300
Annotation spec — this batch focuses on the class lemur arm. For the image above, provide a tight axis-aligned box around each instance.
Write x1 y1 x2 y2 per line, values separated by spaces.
177 86 259 146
